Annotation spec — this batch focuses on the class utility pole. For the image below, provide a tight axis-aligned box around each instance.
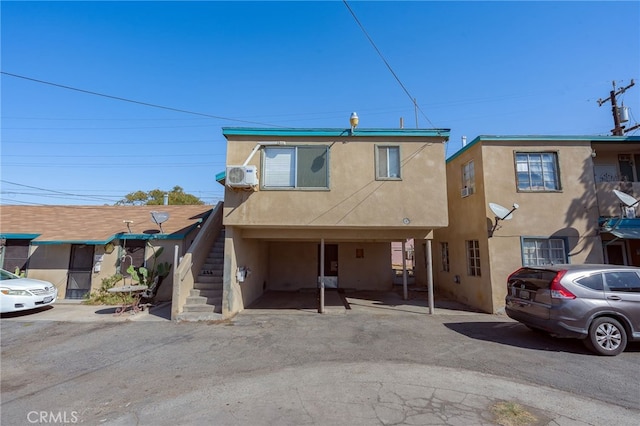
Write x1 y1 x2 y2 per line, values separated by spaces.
598 79 638 136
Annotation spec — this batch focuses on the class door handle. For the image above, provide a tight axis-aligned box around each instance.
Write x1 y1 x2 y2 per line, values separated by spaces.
607 295 622 301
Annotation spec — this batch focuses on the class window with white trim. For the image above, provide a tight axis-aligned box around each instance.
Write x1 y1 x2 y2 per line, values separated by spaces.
462 160 475 195
521 238 567 266
440 242 450 272
263 146 329 189
466 240 481 276
375 145 401 180
515 152 560 191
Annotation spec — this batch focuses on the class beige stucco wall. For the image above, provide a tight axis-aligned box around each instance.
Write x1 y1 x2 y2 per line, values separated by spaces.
267 241 392 291
434 139 604 313
223 134 448 234
223 227 269 315
24 236 194 301
27 245 71 293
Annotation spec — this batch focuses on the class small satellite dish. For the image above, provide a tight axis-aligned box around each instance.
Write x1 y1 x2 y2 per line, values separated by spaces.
613 189 639 207
150 211 170 225
150 211 170 233
489 202 519 220
488 202 520 238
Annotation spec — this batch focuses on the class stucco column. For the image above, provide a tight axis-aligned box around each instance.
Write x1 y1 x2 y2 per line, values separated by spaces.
318 238 325 314
427 239 434 314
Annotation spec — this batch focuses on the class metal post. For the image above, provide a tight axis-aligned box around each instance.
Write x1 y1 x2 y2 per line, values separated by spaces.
427 239 434 314
319 238 325 314
402 240 408 300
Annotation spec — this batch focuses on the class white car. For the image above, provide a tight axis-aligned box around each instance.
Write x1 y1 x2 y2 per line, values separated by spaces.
0 269 58 313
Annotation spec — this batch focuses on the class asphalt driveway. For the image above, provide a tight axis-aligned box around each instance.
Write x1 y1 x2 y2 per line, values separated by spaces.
1 291 639 425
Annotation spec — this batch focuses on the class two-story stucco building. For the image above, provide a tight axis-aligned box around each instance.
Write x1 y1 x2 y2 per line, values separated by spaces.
218 127 450 316
433 135 640 314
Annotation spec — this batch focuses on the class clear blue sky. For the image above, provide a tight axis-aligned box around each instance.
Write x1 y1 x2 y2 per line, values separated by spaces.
2 1 639 206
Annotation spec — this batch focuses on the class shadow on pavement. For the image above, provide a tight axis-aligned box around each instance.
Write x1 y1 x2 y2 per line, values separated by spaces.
444 321 640 355
0 305 53 318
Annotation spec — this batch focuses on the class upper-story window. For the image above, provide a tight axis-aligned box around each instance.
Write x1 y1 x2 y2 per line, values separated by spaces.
263 146 329 189
515 152 560 191
462 160 475 195
375 145 401 180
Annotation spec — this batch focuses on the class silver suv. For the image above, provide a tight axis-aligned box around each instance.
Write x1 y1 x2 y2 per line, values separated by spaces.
505 264 640 356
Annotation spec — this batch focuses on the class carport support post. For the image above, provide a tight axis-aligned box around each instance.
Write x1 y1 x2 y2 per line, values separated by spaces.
402 241 408 300
319 238 325 314
427 239 434 314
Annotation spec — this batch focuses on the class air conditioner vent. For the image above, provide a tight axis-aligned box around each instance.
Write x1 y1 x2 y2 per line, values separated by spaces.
226 165 258 188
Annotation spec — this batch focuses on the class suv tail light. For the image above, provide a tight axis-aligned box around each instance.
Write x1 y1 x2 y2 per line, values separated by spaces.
550 270 576 299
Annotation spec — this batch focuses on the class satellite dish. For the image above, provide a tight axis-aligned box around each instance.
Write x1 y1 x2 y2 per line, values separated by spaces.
613 189 639 207
489 202 519 220
150 211 170 233
150 211 170 225
488 202 520 238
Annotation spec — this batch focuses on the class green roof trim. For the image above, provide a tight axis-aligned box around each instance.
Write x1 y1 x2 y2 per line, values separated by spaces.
0 233 40 240
447 134 640 162
222 127 450 138
31 237 117 246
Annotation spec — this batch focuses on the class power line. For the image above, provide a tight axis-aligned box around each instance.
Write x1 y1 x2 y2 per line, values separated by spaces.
0 180 116 203
342 0 438 130
1 71 281 128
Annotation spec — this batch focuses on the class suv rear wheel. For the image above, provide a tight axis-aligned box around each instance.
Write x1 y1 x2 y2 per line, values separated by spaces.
584 317 627 356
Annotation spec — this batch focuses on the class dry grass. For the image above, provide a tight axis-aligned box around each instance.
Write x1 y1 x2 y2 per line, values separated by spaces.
491 401 538 426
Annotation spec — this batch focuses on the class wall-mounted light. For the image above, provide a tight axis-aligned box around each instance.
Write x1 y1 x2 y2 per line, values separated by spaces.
350 112 359 135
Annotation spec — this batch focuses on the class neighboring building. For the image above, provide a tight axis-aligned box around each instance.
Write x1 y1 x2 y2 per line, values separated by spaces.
219 127 450 316
433 134 640 314
0 205 212 301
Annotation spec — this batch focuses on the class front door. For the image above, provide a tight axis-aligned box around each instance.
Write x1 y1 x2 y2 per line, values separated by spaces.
318 244 338 289
605 242 627 265
65 244 94 299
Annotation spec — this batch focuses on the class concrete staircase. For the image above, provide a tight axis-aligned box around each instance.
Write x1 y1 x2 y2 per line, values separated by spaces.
176 230 225 321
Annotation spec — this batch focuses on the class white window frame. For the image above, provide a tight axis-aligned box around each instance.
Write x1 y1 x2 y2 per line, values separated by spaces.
262 146 329 190
521 237 567 266
375 145 401 180
466 240 481 276
515 152 560 192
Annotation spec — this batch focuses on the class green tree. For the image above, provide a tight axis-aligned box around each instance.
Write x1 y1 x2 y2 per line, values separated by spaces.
117 186 204 205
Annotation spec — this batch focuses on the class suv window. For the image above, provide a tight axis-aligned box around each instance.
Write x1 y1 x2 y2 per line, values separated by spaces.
575 273 604 291
508 268 557 290
603 271 640 292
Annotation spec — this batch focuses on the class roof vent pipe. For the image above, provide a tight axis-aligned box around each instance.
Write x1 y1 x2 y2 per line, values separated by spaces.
462 136 467 146
163 193 169 205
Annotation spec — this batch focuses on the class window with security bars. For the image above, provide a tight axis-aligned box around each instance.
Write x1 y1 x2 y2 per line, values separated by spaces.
522 238 567 266
120 240 146 277
1 239 30 273
515 152 560 191
263 146 329 189
441 242 450 272
466 240 481 276
375 145 401 180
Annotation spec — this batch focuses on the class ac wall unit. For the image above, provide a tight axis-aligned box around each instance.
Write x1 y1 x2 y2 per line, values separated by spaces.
226 165 258 187
461 187 471 198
